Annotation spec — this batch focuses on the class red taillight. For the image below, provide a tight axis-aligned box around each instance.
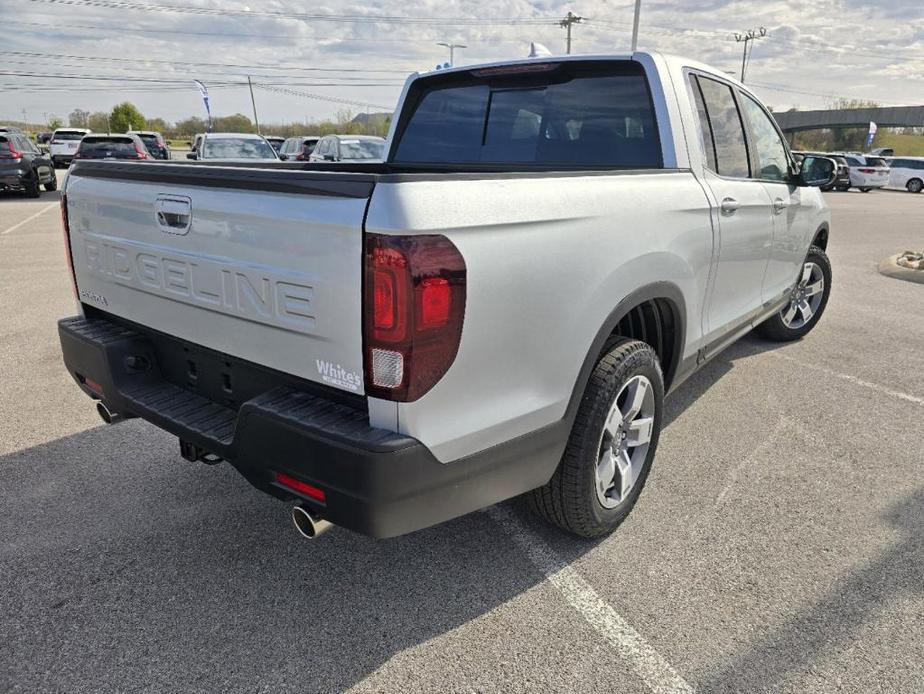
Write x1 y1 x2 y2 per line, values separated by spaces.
363 234 466 401
275 471 326 502
858 168 875 173
134 144 147 159
0 141 22 160
60 195 79 299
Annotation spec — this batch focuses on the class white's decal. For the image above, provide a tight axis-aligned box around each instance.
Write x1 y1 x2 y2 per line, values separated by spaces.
316 359 361 391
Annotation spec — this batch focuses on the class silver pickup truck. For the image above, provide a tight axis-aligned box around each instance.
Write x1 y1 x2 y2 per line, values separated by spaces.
58 52 836 539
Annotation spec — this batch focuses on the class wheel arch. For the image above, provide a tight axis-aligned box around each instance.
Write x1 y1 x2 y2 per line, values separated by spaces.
565 282 686 424
812 223 829 251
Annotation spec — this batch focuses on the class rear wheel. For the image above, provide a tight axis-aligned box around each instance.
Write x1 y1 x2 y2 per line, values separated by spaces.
859 187 872 193
527 339 664 537
44 171 57 192
755 246 831 342
24 174 41 198
907 178 923 194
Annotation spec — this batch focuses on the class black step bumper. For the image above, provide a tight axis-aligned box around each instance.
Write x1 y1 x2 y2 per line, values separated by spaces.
58 314 566 537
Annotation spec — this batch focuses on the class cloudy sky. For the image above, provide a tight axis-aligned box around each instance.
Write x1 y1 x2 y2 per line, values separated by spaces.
1 0 922 126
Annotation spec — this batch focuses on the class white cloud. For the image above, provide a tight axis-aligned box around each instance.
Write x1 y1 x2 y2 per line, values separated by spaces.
0 0 921 124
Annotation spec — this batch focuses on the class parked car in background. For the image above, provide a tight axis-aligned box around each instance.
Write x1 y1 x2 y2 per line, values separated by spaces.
887 156 924 193
129 131 170 160
49 128 91 168
191 133 205 153
278 135 319 161
59 53 836 540
0 131 56 196
73 133 151 161
0 125 24 134
36 132 52 145
309 135 386 162
839 153 889 192
264 136 285 153
186 133 279 162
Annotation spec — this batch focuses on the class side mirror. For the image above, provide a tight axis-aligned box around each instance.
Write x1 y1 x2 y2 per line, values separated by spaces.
186 152 198 160
798 155 836 187
323 154 336 162
278 154 288 161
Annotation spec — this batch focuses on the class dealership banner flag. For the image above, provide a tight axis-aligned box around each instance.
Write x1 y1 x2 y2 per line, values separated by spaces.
194 80 212 132
866 121 878 149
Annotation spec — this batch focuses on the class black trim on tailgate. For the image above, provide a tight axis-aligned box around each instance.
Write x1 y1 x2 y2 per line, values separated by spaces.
69 160 376 198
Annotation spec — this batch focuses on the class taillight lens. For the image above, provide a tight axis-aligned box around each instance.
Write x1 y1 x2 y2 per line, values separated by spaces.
858 168 875 173
0 141 22 160
60 195 79 299
363 234 466 401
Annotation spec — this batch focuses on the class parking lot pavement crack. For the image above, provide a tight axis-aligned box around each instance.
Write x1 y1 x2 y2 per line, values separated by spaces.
486 505 695 694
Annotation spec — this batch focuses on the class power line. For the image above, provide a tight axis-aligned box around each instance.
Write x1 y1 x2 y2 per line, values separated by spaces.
28 0 557 26
254 84 392 111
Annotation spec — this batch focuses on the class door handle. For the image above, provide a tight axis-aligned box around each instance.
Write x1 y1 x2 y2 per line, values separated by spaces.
773 198 789 215
154 195 192 234
720 197 739 216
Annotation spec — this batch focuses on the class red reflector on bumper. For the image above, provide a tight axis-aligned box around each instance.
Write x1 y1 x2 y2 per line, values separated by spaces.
275 472 326 502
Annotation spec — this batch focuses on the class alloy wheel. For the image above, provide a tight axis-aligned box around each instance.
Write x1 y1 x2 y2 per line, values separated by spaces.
781 262 825 329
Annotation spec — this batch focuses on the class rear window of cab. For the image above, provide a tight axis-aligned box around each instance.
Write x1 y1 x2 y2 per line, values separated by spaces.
392 61 662 169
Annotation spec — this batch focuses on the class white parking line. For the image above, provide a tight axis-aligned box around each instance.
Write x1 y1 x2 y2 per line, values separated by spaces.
0 202 58 236
487 505 694 694
766 351 924 406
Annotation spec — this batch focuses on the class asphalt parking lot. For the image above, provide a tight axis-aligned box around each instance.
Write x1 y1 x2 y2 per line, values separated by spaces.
1 174 922 693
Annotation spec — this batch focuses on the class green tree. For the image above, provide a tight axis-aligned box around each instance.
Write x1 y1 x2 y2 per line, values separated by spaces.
69 109 90 128
145 116 170 133
173 116 207 138
212 113 254 132
110 102 146 133
88 111 110 133
48 115 64 130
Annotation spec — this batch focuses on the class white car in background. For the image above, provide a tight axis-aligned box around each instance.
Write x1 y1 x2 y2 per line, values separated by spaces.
840 154 890 192
186 133 279 162
49 128 90 168
887 156 924 193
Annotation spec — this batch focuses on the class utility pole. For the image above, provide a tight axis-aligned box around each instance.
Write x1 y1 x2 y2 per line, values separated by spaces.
559 11 583 54
734 27 766 83
437 42 466 67
630 0 642 52
247 75 261 134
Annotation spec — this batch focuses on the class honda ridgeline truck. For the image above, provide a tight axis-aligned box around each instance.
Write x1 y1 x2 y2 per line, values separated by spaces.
58 53 836 539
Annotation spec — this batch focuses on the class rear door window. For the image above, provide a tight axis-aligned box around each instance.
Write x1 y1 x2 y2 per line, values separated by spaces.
691 75 750 178
393 61 661 168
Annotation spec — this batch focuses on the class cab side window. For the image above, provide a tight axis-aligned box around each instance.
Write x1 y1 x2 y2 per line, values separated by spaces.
739 94 790 182
689 74 750 178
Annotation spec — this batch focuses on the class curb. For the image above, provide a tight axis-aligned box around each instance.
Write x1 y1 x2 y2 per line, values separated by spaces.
878 255 924 285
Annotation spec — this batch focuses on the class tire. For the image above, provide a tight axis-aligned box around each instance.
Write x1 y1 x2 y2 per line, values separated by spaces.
44 172 57 192
51 157 59 169
24 174 41 198
836 186 850 192
820 184 834 192
859 187 872 193
527 338 664 537
907 178 923 194
755 246 832 342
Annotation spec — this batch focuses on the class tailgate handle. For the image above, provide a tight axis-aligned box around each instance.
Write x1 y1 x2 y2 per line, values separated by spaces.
154 195 192 234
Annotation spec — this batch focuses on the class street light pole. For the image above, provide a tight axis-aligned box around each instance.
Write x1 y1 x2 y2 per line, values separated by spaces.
734 27 767 83
437 42 467 67
631 0 642 52
247 75 261 134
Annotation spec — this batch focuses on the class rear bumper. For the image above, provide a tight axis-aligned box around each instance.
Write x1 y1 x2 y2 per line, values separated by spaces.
58 314 565 537
0 167 30 188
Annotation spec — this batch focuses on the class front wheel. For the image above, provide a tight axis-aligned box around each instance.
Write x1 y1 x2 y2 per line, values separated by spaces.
859 187 872 193
527 339 664 537
24 175 41 198
755 246 832 342
44 172 57 192
907 178 923 194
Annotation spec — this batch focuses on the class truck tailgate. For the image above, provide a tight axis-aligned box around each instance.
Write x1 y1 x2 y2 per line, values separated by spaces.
64 163 372 394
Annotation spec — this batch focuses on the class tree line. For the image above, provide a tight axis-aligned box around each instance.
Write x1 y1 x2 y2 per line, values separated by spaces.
63 102 391 140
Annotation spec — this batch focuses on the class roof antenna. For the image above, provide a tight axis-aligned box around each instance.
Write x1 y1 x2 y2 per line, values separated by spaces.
528 42 552 58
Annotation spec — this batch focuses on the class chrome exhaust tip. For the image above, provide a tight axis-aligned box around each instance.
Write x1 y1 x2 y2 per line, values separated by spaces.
291 504 333 539
96 401 124 425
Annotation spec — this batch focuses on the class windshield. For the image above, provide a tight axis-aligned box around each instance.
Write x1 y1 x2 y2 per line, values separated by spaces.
339 139 385 160
78 138 139 157
137 134 160 146
54 131 86 141
202 137 276 159
865 157 887 167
